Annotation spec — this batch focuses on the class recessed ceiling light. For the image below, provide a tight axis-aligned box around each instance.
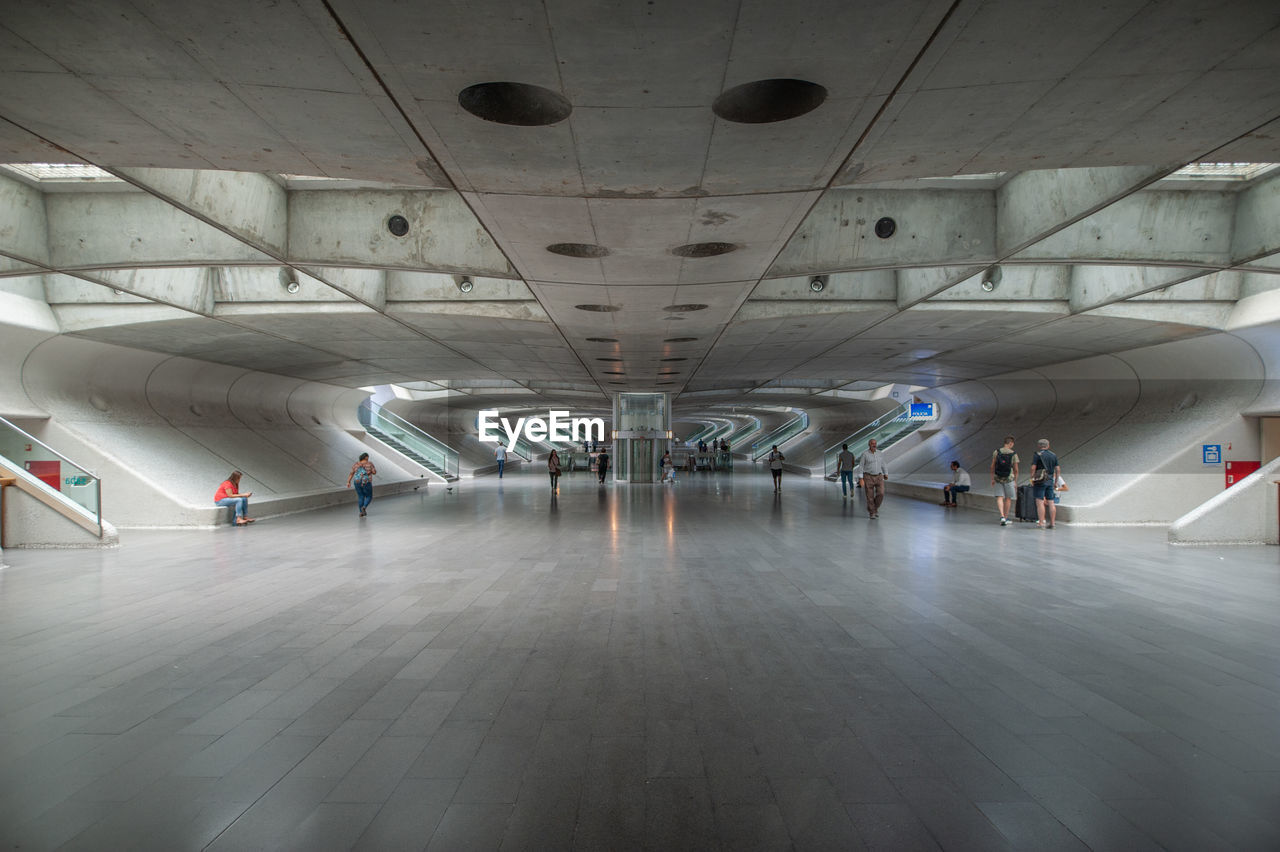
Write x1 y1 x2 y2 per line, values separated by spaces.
663 304 708 313
458 81 572 126
575 304 620 312
586 337 619 343
387 215 409 237
874 217 896 238
712 79 827 124
603 371 625 375
664 337 698 343
457 277 474 293
660 357 687 362
548 242 610 258
596 357 623 362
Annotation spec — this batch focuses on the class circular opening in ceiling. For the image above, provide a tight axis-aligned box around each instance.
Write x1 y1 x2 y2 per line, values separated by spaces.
387 215 409 237
458 81 572 126
672 242 737 258
712 78 827 124
663 303 709 313
547 242 610 258
664 337 698 343
874 217 897 239
608 381 626 385
586 337 619 343
658 371 680 375
574 304 620 312
660 357 687 362
596 357 623 362
656 382 676 386
603 370 625 375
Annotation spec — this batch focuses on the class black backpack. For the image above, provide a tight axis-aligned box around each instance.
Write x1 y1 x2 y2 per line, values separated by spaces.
993 450 1013 479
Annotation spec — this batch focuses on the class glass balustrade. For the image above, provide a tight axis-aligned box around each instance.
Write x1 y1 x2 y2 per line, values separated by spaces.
359 400 460 478
750 411 811 460
0 416 102 537
822 401 924 476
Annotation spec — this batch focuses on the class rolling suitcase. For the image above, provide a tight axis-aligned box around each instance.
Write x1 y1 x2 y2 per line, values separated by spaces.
1015 484 1038 521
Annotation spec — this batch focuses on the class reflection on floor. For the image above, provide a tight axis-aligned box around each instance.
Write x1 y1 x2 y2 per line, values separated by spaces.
2 469 1279 850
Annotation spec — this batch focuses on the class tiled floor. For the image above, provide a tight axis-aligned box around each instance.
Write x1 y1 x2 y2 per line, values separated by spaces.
2 469 1279 850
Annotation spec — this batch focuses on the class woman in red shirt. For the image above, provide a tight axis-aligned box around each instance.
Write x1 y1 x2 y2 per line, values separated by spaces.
214 471 254 525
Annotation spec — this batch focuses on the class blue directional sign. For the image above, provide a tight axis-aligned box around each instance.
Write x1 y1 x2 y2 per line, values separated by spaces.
909 402 936 420
1202 444 1221 465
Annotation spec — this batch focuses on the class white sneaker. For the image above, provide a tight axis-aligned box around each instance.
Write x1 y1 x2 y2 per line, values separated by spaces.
1000 517 1009 526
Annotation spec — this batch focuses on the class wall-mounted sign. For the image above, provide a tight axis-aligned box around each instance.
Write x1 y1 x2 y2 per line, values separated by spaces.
1202 444 1221 465
908 402 936 420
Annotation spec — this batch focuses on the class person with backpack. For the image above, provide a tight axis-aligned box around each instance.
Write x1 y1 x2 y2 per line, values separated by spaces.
347 452 377 517
596 447 609 484
1030 438 1061 529
990 436 1019 526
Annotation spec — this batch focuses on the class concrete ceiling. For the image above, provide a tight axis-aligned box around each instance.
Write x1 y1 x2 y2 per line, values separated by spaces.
1 0 1279 405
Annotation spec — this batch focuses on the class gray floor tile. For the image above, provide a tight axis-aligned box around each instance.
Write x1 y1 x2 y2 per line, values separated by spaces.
2 474 1280 848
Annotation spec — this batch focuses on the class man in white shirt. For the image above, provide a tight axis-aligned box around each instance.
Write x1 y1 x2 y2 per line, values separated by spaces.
494 444 507 478
941 460 971 507
858 438 888 519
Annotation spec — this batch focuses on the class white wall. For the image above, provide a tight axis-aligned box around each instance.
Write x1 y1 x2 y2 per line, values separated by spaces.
886 332 1271 524
2 333 422 529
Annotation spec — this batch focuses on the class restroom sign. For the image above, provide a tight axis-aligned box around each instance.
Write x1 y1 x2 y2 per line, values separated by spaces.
1202 444 1221 465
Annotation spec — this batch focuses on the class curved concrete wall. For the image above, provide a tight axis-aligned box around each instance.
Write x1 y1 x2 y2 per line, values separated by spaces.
887 332 1267 523
9 335 421 528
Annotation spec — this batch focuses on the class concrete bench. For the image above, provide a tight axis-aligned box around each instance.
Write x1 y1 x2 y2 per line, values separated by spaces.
203 479 425 527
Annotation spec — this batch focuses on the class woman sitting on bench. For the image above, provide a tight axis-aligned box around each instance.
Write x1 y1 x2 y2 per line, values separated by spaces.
214 471 255 525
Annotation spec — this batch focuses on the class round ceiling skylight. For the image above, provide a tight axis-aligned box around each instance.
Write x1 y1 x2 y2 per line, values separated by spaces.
458 82 572 126
672 242 737 258
712 78 827 124
548 242 610 258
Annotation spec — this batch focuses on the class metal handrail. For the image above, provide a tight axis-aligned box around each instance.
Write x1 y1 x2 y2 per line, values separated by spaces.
822 401 915 477
724 417 762 448
0 416 103 537
751 411 811 460
359 400 460 478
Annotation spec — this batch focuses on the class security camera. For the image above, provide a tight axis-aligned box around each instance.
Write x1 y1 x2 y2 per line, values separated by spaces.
980 266 1002 292
458 278 474 293
809 276 826 293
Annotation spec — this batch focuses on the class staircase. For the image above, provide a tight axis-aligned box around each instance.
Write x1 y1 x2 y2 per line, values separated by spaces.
366 425 458 482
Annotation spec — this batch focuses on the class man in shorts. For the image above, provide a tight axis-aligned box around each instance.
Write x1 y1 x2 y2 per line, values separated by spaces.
1031 438 1061 529
990 435 1019 526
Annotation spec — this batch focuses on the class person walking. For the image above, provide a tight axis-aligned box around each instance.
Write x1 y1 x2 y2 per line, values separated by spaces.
548 449 562 492
661 450 676 484
596 447 609 484
1030 438 1061 529
767 445 785 492
214 471 255 525
347 452 377 517
494 443 507 478
858 438 888 518
990 435 1020 526
941 460 971 506
836 443 856 499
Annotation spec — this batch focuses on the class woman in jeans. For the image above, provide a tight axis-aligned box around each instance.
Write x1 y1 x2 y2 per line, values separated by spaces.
548 449 562 492
347 452 377 517
214 471 255 525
